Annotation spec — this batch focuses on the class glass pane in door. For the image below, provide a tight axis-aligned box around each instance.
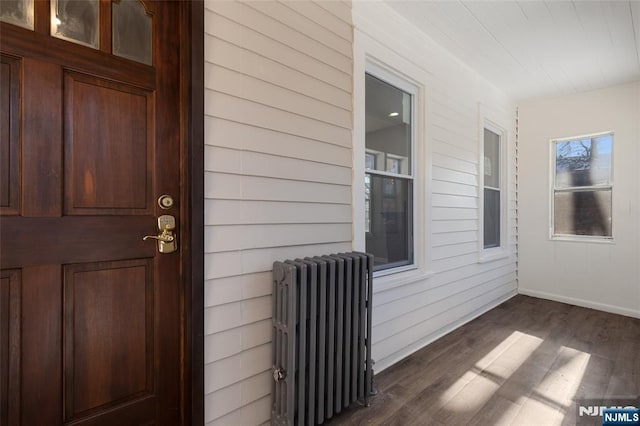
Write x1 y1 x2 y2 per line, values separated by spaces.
51 0 99 49
0 0 34 30
112 0 152 65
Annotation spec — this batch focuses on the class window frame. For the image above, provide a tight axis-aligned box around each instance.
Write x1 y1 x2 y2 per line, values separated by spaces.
478 112 508 263
364 63 418 276
549 131 615 243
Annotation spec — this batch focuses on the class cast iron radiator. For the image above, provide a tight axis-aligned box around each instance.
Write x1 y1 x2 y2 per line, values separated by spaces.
271 252 374 425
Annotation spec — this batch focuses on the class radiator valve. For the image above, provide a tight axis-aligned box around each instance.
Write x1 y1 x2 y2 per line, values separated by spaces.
273 368 286 382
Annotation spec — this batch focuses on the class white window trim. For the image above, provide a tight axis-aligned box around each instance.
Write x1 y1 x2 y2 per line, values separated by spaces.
353 32 432 286
548 131 615 243
478 106 509 263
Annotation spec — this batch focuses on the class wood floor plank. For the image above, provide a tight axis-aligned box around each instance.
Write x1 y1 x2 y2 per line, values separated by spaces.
468 395 522 426
329 295 640 426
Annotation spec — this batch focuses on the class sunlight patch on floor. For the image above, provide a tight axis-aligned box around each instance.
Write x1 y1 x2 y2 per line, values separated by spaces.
509 345 591 425
512 396 565 426
533 346 591 408
439 331 544 412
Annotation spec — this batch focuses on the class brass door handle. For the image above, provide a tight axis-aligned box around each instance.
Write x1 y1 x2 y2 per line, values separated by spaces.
143 215 177 253
143 232 174 242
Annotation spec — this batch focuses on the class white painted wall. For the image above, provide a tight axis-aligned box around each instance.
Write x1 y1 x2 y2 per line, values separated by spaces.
519 82 640 318
203 1 353 424
352 2 518 373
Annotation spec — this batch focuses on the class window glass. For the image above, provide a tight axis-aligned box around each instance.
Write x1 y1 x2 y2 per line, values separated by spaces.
364 175 371 233
112 0 152 65
365 73 414 271
51 0 99 49
484 188 500 248
554 190 612 236
483 126 502 250
555 135 612 188
365 153 376 170
366 175 413 269
484 129 500 189
0 0 34 30
552 133 613 238
365 75 411 174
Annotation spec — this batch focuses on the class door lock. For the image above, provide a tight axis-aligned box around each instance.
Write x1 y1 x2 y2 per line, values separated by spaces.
143 215 177 253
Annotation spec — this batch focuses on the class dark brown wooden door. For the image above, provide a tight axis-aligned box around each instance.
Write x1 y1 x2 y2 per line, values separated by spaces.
0 1 184 424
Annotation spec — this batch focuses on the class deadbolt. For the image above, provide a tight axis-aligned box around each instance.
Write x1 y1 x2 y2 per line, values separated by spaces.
158 194 174 209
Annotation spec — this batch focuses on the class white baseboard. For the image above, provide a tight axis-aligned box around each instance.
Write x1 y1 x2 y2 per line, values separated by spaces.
518 288 640 319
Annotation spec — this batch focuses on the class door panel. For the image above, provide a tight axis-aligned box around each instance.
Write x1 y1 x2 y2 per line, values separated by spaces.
0 269 20 426
23 57 63 217
21 264 63 425
0 55 20 215
0 2 183 424
64 72 154 214
64 259 153 421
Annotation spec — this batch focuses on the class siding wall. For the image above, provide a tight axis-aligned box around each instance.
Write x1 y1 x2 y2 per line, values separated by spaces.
203 1 353 424
352 2 519 372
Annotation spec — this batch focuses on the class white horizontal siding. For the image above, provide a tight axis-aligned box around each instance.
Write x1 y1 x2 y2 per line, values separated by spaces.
204 371 271 423
205 9 351 90
431 230 478 247
205 296 272 336
244 1 352 57
205 146 351 185
205 64 351 128
205 173 351 203
374 258 516 307
204 242 352 280
205 90 351 147
432 166 477 186
208 1 352 73
207 396 271 426
203 1 353 424
283 1 353 42
205 223 352 252
373 280 516 363
432 180 478 198
204 37 351 110
432 207 478 221
353 1 518 374
205 118 351 168
372 272 516 335
204 272 272 307
205 200 352 225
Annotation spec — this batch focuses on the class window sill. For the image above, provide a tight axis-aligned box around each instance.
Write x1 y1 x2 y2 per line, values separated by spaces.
550 235 615 244
373 267 435 293
478 251 509 264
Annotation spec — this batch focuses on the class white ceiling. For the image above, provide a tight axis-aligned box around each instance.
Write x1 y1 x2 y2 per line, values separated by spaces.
385 1 640 101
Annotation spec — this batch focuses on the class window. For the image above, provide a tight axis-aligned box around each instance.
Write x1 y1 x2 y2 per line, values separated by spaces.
551 132 613 239
483 127 502 249
365 73 414 271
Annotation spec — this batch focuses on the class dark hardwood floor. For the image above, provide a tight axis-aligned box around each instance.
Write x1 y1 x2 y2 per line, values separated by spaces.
330 295 640 426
